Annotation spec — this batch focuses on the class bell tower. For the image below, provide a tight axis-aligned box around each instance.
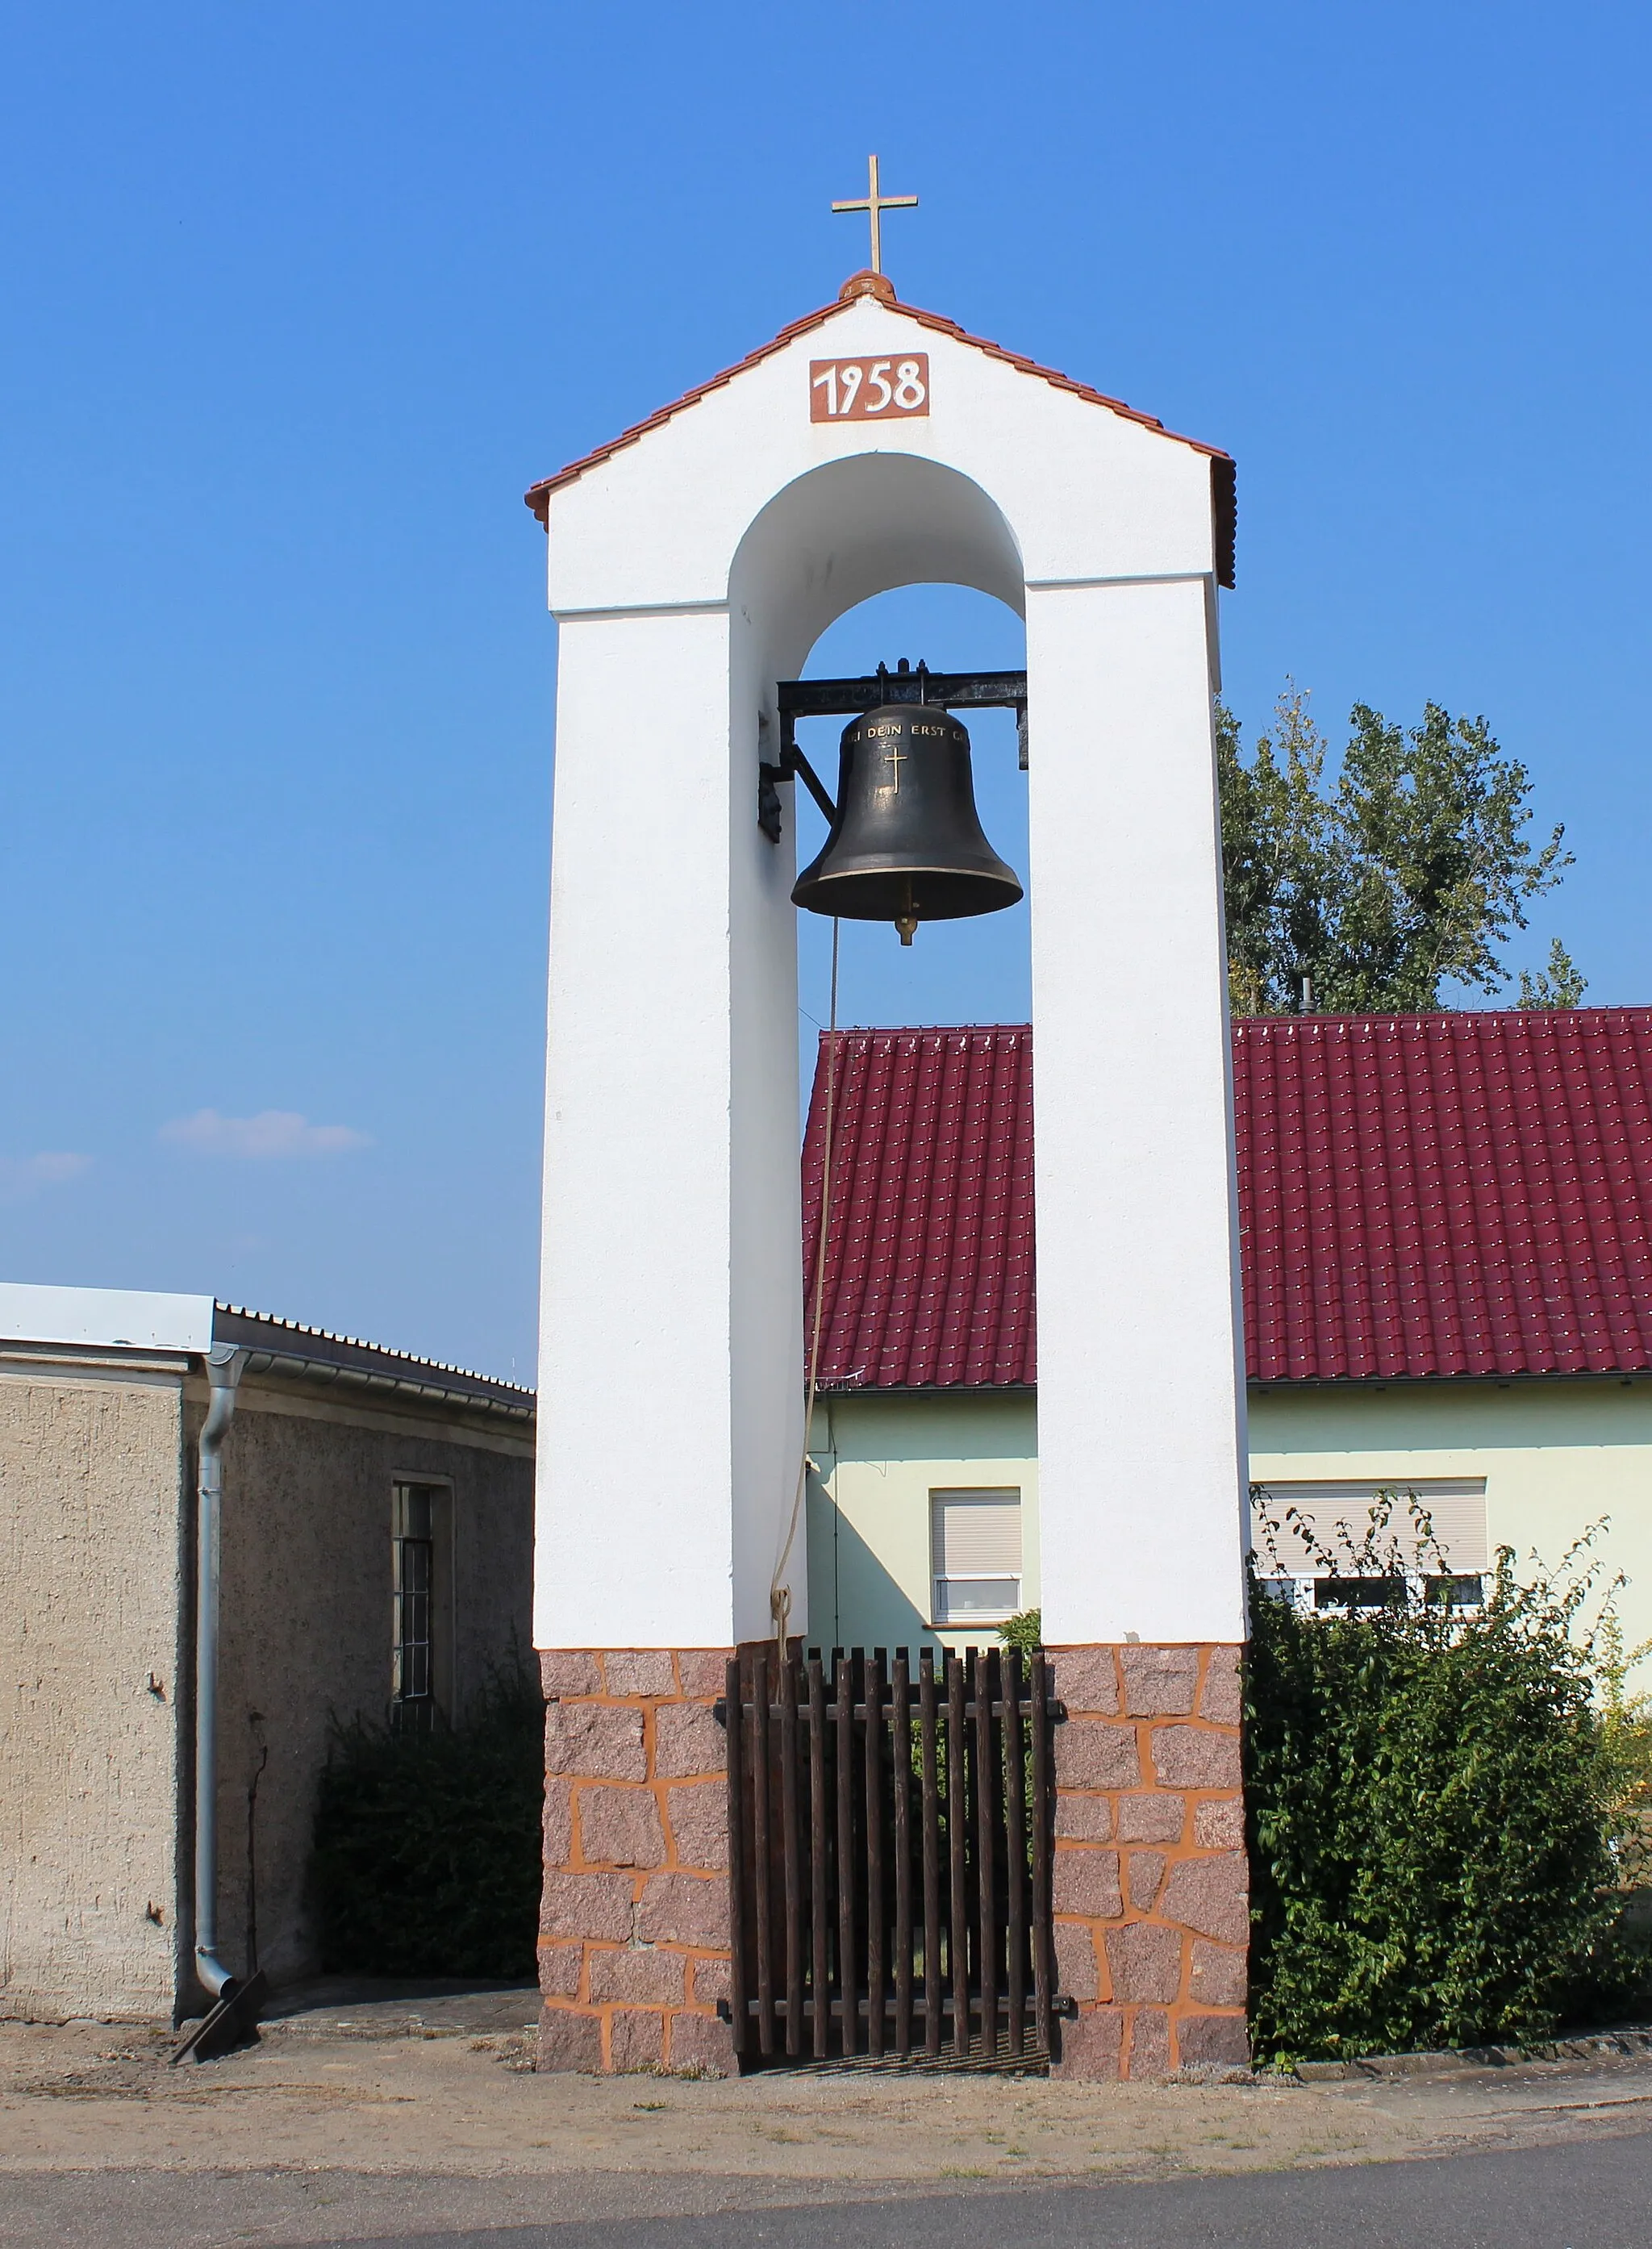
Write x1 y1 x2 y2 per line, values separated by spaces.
525 260 1249 2080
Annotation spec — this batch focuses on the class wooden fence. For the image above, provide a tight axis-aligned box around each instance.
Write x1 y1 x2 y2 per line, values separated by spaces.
722 1646 1060 2067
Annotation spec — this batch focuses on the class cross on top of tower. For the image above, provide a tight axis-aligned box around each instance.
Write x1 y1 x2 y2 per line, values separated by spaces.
831 153 918 277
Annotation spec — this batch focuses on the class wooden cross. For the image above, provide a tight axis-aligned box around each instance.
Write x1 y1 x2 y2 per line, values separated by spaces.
832 154 917 276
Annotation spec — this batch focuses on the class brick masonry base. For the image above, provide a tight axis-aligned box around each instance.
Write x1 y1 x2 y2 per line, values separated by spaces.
1048 1643 1249 2080
536 1648 736 2076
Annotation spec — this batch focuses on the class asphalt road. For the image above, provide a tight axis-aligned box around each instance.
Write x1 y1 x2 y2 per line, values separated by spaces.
8 2128 1649 2249
323 2131 1652 2248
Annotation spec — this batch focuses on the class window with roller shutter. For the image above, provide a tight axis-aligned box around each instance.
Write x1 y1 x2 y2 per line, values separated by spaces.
930 1488 1022 1624
1251 1478 1488 1607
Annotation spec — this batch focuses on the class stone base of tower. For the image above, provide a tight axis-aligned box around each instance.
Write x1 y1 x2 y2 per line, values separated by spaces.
1047 1644 1249 2080
536 1648 737 2075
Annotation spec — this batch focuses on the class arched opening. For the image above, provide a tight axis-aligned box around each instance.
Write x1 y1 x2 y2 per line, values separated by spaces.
726 457 1038 1659
728 450 1024 678
792 582 1030 1065
727 452 1032 1094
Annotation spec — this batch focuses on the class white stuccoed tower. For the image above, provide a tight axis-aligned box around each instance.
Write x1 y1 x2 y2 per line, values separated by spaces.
526 247 1253 2081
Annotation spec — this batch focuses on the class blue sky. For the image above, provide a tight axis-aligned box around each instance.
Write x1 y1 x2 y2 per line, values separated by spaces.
2 2 1646 1377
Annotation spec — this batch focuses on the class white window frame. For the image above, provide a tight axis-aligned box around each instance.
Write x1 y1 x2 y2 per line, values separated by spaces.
1252 1477 1488 1611
930 1487 1023 1628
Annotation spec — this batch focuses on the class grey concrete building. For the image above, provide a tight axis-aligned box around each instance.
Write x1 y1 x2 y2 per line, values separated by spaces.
0 1284 534 2023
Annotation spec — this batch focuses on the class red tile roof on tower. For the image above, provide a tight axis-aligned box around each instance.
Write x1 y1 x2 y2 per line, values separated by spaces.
802 1010 1652 1390
524 279 1237 588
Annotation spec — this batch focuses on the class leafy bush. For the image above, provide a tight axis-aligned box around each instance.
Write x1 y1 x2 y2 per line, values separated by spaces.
998 1609 1043 1656
1596 1613 1652 1893
1245 1505 1650 2062
311 1655 545 1980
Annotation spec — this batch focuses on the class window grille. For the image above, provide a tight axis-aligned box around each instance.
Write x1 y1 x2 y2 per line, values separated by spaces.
392 1483 439 1718
931 1490 1022 1625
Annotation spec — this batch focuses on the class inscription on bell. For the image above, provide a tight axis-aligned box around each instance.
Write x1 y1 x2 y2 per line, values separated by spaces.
791 700 1022 944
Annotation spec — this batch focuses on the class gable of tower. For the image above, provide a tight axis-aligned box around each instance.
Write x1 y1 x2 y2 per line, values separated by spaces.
526 275 1236 589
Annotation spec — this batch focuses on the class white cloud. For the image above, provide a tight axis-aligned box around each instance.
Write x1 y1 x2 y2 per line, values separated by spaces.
0 1151 92 1200
159 1109 373 1159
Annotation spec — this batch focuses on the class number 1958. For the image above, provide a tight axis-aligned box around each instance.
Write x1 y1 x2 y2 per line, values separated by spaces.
809 354 930 423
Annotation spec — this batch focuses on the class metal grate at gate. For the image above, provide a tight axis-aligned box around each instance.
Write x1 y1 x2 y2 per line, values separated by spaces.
720 1646 1061 2070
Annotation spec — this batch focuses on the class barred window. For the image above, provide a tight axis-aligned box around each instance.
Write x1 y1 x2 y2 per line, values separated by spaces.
392 1483 440 1714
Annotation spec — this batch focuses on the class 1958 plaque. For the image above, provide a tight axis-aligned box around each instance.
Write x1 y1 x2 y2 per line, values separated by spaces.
810 353 930 423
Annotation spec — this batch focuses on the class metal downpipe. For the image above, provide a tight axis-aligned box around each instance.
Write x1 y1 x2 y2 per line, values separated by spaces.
193 1342 246 2000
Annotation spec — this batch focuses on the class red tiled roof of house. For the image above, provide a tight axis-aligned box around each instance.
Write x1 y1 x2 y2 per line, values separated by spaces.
803 1026 1037 1390
802 1010 1652 1389
524 282 1237 588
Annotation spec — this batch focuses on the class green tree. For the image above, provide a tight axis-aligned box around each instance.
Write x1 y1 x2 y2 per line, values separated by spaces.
1220 686 1575 1014
1519 937 1589 1010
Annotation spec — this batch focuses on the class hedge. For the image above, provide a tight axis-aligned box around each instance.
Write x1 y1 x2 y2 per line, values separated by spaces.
310 1655 544 1980
1245 1508 1651 2062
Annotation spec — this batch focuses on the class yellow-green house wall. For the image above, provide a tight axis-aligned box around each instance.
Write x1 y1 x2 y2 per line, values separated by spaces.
806 1379 1652 1679
1250 1379 1652 1675
805 1392 1040 1656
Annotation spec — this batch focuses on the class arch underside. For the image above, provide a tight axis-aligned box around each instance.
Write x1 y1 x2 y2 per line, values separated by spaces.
729 454 1026 688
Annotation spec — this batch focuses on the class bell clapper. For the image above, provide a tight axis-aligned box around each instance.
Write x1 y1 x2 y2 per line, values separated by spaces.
895 878 918 946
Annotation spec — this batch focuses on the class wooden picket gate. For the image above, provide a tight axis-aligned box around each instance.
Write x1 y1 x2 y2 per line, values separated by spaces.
721 1646 1061 2068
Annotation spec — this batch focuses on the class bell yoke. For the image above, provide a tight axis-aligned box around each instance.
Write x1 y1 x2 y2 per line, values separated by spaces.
782 661 1024 945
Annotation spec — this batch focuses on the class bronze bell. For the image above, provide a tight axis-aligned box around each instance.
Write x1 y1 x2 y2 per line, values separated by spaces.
791 701 1023 944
